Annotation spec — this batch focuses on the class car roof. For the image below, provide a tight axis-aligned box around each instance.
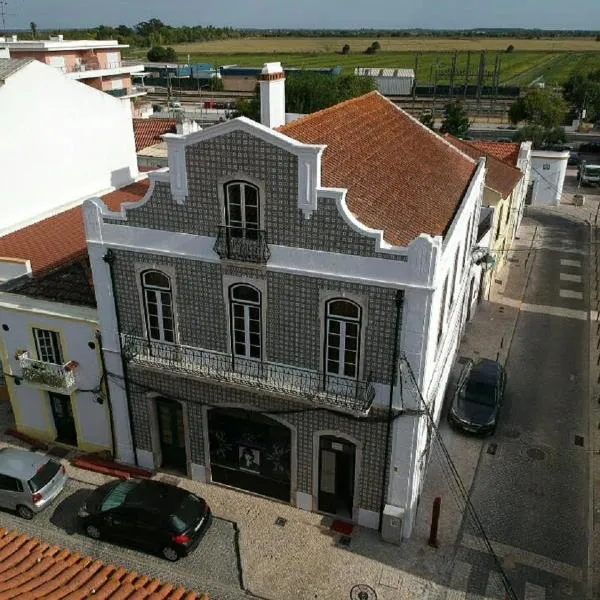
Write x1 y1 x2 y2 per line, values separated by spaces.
469 359 503 383
124 480 188 510
0 448 51 480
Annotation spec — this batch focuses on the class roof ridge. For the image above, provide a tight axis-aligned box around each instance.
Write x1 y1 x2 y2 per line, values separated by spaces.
279 90 380 132
379 98 477 165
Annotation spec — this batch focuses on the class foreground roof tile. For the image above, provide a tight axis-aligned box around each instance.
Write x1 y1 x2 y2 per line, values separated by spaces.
0 528 207 599
280 91 477 246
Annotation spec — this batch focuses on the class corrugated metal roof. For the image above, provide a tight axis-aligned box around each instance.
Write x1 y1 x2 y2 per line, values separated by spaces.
0 58 32 81
354 67 415 78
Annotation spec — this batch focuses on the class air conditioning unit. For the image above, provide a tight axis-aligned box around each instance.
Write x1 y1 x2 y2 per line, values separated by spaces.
380 505 404 545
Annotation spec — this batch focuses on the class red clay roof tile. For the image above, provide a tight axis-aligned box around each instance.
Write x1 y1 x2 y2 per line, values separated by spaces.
0 180 150 276
279 91 477 246
470 140 520 167
133 118 177 152
0 528 208 599
444 135 522 198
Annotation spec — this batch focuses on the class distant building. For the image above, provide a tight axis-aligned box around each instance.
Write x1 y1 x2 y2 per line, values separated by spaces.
0 35 145 101
530 150 569 206
354 68 415 96
0 58 139 235
219 65 341 92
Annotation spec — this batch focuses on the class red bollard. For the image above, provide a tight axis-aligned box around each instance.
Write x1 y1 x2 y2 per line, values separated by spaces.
428 496 441 548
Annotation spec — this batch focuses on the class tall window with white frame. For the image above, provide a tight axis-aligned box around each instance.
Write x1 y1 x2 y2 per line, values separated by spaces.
324 299 362 379
33 328 63 364
230 284 262 361
437 278 449 347
141 270 175 343
225 181 259 239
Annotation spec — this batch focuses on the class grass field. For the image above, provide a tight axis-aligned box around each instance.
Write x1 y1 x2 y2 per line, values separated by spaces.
130 37 600 86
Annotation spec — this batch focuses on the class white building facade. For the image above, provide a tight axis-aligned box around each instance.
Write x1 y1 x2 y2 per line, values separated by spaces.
530 150 569 207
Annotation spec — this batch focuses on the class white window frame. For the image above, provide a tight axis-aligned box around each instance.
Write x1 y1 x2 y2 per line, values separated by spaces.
141 269 176 343
33 328 63 365
224 181 260 233
229 283 262 360
324 298 362 380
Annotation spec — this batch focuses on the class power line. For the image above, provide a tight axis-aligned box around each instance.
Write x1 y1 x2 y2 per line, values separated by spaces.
399 352 519 600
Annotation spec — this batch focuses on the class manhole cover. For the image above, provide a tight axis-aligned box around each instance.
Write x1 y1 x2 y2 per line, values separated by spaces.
527 447 545 460
350 584 377 600
504 429 521 439
275 517 287 527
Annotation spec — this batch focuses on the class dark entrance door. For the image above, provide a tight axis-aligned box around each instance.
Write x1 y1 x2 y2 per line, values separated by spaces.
49 392 77 446
466 278 475 321
156 398 186 473
208 408 291 502
317 436 355 519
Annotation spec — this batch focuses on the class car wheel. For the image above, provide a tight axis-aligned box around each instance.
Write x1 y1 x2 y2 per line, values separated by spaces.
16 505 34 520
85 524 101 540
161 546 180 562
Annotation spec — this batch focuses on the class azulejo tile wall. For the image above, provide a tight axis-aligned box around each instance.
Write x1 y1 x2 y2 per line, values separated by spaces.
104 129 408 260
128 364 392 513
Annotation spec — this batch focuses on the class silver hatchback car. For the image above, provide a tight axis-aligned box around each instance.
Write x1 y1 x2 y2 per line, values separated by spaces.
0 448 68 519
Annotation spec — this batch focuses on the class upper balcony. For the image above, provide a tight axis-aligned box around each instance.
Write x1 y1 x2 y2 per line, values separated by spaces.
15 351 78 394
60 59 145 79
122 335 375 415
213 226 271 264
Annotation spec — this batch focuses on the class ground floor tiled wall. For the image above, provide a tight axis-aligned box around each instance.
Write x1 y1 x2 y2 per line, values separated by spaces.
127 365 392 513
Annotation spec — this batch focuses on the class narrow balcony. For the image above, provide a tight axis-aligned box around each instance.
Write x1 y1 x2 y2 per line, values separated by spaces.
213 226 271 263
122 335 375 414
16 351 78 393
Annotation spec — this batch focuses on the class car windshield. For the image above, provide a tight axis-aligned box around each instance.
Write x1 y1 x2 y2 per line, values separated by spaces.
100 480 139 512
585 166 600 174
461 379 496 406
168 493 203 533
28 460 61 493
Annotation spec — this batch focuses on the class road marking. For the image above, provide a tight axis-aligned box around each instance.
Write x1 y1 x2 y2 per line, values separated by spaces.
560 289 584 300
484 571 506 599
462 534 583 582
499 298 589 320
446 560 471 600
560 273 583 283
524 582 546 600
560 259 582 268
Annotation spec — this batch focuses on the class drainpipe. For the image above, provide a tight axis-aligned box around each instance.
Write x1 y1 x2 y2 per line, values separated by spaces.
102 249 139 466
379 289 404 532
95 330 117 459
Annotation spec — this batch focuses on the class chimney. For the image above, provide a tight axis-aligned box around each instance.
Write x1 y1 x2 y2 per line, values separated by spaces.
175 114 201 135
11 35 17 42
259 62 285 129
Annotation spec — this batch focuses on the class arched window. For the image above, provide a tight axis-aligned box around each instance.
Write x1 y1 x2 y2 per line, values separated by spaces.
230 284 262 360
324 299 362 379
141 270 175 343
225 181 260 238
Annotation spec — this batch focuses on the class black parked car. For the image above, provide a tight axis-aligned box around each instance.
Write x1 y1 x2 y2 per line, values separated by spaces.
78 479 212 561
448 358 505 435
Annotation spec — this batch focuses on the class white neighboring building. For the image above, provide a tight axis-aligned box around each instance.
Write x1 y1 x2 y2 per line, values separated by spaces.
84 63 484 539
530 150 569 206
0 58 139 236
354 67 415 96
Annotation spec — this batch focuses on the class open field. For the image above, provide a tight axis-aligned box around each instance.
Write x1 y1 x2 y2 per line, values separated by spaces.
172 36 600 53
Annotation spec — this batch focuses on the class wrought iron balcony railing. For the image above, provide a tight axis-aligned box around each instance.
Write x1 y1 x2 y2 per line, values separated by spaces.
122 335 375 414
213 226 271 263
16 351 78 393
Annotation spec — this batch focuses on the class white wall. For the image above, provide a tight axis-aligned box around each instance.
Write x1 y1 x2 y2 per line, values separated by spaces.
0 294 112 450
530 151 569 207
0 60 138 236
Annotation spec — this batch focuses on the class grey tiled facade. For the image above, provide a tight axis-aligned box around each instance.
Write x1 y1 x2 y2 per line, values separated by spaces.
106 131 406 260
104 124 409 518
128 364 391 513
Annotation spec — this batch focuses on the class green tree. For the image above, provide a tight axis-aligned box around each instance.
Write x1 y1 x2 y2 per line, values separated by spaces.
508 88 567 128
30 22 37 39
341 44 350 54
371 40 381 51
419 112 435 129
147 46 177 62
440 101 470 137
512 124 566 149
506 44 515 52
563 69 600 121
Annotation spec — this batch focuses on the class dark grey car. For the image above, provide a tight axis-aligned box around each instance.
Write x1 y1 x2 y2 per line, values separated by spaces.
0 448 68 519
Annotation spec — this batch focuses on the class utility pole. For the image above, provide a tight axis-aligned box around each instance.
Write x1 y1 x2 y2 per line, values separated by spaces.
0 0 8 36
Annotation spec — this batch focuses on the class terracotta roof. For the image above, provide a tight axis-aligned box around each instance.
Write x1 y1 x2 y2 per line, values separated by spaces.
0 527 207 599
470 140 520 167
133 118 177 152
279 92 477 246
444 135 522 198
0 180 150 276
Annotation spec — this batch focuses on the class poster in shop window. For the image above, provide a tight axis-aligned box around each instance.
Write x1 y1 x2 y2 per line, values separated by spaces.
239 446 261 473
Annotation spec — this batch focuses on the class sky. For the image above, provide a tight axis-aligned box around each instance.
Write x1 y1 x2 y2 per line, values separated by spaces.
7 0 600 31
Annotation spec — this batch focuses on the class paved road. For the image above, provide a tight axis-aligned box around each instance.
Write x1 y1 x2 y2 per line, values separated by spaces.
0 477 249 600
456 208 590 599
